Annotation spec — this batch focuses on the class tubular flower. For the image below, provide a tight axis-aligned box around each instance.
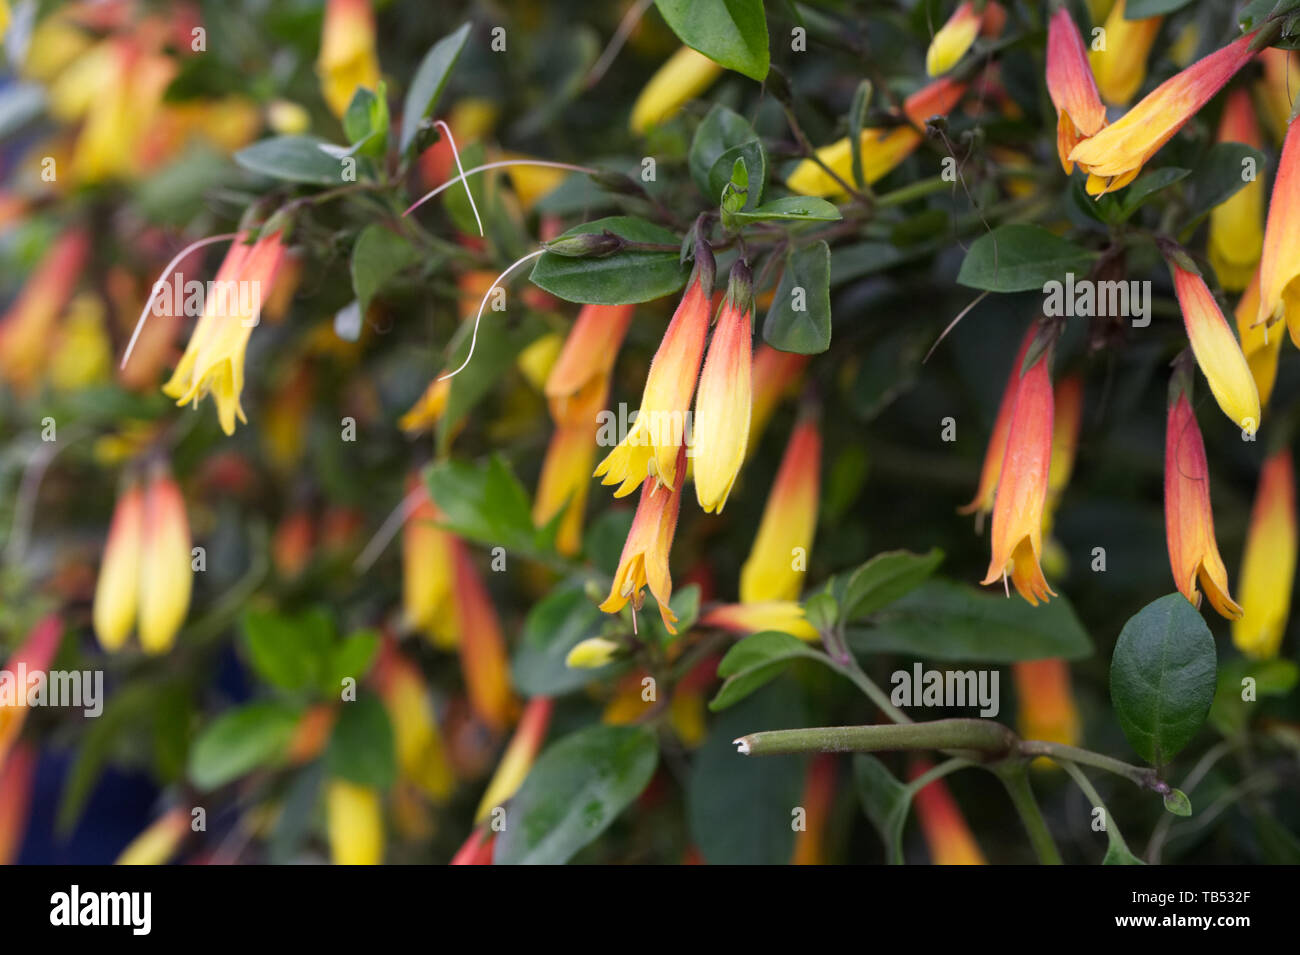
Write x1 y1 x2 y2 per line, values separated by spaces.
474 697 553 823
909 760 986 865
698 601 819 641
1044 374 1084 535
1069 34 1256 195
450 828 495 865
1257 47 1300 142
1256 118 1300 347
1164 386 1241 619
1013 659 1081 748
594 249 714 497
1235 268 1282 408
162 228 287 435
1088 0 1161 107
926 2 1005 77
318 0 381 117
535 423 598 557
601 445 688 633
0 229 90 394
1171 263 1260 435
791 753 837 865
694 260 755 514
402 475 457 647
748 345 809 451
739 415 821 602
980 340 1055 605
137 465 194 655
115 808 189 865
629 46 723 134
961 324 1036 521
375 642 455 801
452 541 520 732
787 78 966 197
0 616 62 766
1233 451 1296 659
1046 7 1107 173
397 377 450 434
1209 89 1265 292
93 479 145 652
0 743 36 865
326 780 383 865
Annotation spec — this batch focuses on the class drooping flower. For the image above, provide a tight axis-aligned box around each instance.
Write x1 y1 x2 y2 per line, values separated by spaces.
402 474 457 647
1233 450 1295 659
162 228 287 435
375 640 455 801
787 78 967 197
595 246 714 497
739 414 821 602
137 464 193 655
1013 658 1081 749
474 696 553 823
1256 117 1300 347
1164 382 1241 619
791 753 837 865
601 445 688 633
980 338 1055 605
326 779 383 865
397 377 450 434
698 600 819 641
1170 261 1260 435
1046 6 1107 173
1209 88 1265 292
93 478 145 652
0 742 36 865
451 540 520 732
961 324 1036 522
630 46 723 134
909 760 986 864
1234 268 1282 409
115 808 189 865
1256 47 1300 142
0 228 90 394
926 2 1005 77
1089 0 1161 107
318 0 381 117
1069 34 1256 195
0 616 62 767
748 345 809 451
694 259 755 514
1044 373 1084 535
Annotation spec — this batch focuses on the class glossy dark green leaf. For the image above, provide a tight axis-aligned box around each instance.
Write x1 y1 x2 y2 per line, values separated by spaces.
351 224 420 313
709 140 767 210
241 607 334 693
848 79 873 189
325 696 396 789
956 224 1097 292
655 0 770 81
710 630 826 711
731 196 841 223
1115 167 1189 220
529 216 687 304
1163 787 1193 816
426 454 555 558
835 548 944 621
188 701 302 790
762 240 831 354
399 22 472 153
512 583 623 696
1110 594 1217 767
328 629 381 694
342 84 389 158
235 136 349 185
494 725 659 864
848 580 1093 662
852 754 910 864
689 104 756 196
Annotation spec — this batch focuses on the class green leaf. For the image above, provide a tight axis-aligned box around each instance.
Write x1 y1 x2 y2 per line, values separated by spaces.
710 630 826 711
512 583 624 696
852 754 910 864
342 84 389 158
234 135 349 185
644 584 702 647
325 696 397 789
425 455 555 559
709 140 767 210
1110 594 1218 767
1208 657 1297 734
848 580 1093 662
1163 787 1193 817
688 681 808 863
835 548 944 622
1103 841 1148 864
494 725 659 864
1181 143 1266 230
956 224 1097 293
529 216 687 305
351 224 421 313
241 608 334 693
762 240 832 354
399 22 472 153
689 104 756 196
731 196 841 223
848 79 873 189
328 629 381 694
188 701 303 790
1115 167 1189 221
654 0 770 82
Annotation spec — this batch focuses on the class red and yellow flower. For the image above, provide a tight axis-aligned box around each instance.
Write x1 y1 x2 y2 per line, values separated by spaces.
1232 450 1295 658
318 0 381 117
961 324 1035 522
1171 262 1260 434
474 696 552 822
1046 6 1107 173
739 415 821 602
1256 117 1300 347
1209 89 1265 292
909 760 986 865
1089 0 1161 107
694 260 755 514
926 2 1005 77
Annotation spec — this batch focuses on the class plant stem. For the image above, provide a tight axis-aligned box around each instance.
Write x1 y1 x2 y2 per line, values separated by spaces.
996 762 1063 865
1060 761 1139 862
1018 740 1164 792
734 718 1016 758
876 175 951 207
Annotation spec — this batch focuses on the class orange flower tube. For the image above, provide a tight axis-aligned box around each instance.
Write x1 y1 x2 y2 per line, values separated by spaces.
318 0 380 117
1046 6 1106 173
694 259 755 514
1235 268 1282 408
0 229 90 393
93 478 144 652
791 753 837 865
979 341 1056 605
961 324 1036 521
1233 450 1296 658
1164 385 1241 619
137 465 193 655
402 475 456 648
1013 658 1080 747
1171 262 1260 435
909 760 986 865
0 742 37 865
1209 88 1265 292
748 345 809 452
0 616 62 766
739 415 821 602
1256 117 1300 347
474 696 553 822
452 540 520 732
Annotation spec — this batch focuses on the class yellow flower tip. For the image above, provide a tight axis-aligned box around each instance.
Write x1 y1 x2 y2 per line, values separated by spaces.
565 637 622 670
693 263 754 513
1089 0 1161 107
926 2 981 78
318 0 381 118
1172 264 1261 434
1232 451 1295 658
326 780 384 865
93 481 144 653
136 469 193 655
629 46 723 135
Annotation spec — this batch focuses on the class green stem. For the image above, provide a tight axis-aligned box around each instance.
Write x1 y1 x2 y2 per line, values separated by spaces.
1018 740 1164 792
876 175 950 207
735 718 1016 758
996 762 1063 865
1060 761 1139 862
